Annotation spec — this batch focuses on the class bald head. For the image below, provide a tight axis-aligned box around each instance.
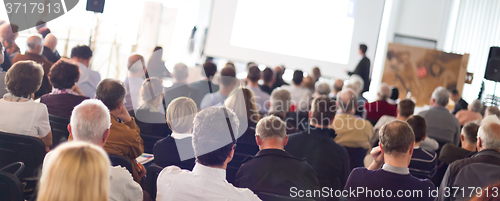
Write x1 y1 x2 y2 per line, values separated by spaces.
27 35 43 55
333 79 344 94
379 120 415 156
127 54 145 74
44 33 57 52
478 121 500 151
337 89 357 113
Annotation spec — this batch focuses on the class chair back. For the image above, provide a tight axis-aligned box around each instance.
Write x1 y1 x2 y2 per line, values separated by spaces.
344 147 367 172
109 154 134 176
256 192 316 201
0 171 23 201
144 164 163 200
48 114 70 149
0 132 45 179
0 162 25 177
141 133 164 154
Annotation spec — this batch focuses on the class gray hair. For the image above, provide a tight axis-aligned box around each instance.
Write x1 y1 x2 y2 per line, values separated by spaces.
349 74 364 95
27 35 42 52
337 88 357 112
469 99 483 113
316 82 331 95
192 106 239 157
70 99 111 144
173 63 188 81
431 86 449 106
256 115 286 140
269 89 291 117
478 120 500 150
378 83 392 100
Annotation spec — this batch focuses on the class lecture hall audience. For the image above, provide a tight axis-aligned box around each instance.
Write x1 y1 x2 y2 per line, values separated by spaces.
268 88 300 134
281 70 312 112
190 61 219 98
41 33 61 63
163 63 202 108
450 88 469 115
259 67 274 95
71 45 101 98
330 79 344 100
439 122 479 165
200 66 237 109
406 115 438 179
364 83 397 125
133 78 171 136
124 54 148 111
246 66 270 113
485 106 500 118
455 99 483 125
146 46 170 79
271 66 289 90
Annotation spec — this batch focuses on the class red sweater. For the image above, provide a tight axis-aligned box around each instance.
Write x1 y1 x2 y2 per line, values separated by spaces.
364 100 397 122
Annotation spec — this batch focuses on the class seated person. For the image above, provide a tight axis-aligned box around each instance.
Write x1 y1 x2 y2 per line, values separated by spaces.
439 122 479 165
345 120 435 201
40 59 89 118
0 61 52 148
455 99 483 125
95 79 144 182
246 66 270 113
38 141 110 201
259 67 274 95
268 89 300 134
235 116 321 200
485 106 500 118
124 54 147 111
286 96 350 201
200 66 237 109
406 115 438 179
153 97 197 170
133 78 171 137
190 61 219 99
61 99 143 201
71 45 101 98
364 83 397 125
163 63 201 108
156 106 260 201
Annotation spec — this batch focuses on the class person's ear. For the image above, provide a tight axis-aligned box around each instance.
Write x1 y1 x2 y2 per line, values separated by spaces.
378 142 384 154
477 137 483 151
460 134 465 142
255 135 262 146
102 129 110 144
283 135 289 146
67 123 72 134
409 141 415 156
228 144 236 160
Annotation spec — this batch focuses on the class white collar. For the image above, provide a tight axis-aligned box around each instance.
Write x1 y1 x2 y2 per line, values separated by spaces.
192 163 226 181
414 146 420 149
382 164 410 175
171 133 193 139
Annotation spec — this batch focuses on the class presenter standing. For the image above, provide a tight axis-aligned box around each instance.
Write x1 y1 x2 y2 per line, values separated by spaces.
348 44 371 92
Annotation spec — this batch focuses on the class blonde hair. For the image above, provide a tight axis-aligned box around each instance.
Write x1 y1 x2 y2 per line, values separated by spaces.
38 141 110 201
225 87 260 123
166 97 198 133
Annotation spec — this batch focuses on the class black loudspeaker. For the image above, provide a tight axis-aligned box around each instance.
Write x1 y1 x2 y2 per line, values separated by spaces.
86 0 105 13
484 46 500 82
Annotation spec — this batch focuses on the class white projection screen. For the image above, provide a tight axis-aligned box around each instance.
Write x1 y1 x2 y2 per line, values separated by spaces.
204 0 385 77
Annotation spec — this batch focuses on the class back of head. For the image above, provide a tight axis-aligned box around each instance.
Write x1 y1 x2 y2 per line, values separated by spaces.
469 99 483 113
247 66 261 83
44 33 57 49
5 61 43 98
70 100 111 144
270 89 291 117
167 97 198 133
432 86 450 106
38 141 110 201
312 67 321 81
462 122 480 144
127 54 145 74
337 89 357 113
406 115 427 143
153 46 162 52
450 88 460 96
349 75 364 95
359 44 368 54
225 62 235 69
378 83 391 100
193 106 239 167
302 76 315 89
379 120 415 156
49 59 80 89
478 119 500 150
316 82 331 95
140 77 163 106
173 63 188 81
220 66 236 87
390 87 399 101
202 62 217 78
71 45 92 60
311 96 336 126
256 115 286 140
96 79 126 110
333 79 344 93
27 35 42 52
292 70 304 85
486 106 500 118
225 87 259 123
262 67 274 83
398 99 415 118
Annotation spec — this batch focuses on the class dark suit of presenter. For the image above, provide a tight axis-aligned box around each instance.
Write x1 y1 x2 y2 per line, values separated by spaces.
348 56 371 92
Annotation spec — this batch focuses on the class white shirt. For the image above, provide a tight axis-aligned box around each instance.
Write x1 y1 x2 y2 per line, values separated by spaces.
0 99 50 138
246 86 269 113
156 163 261 201
281 85 312 111
76 62 101 98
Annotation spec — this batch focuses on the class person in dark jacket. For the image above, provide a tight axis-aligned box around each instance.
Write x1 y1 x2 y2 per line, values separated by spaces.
449 88 468 115
190 61 219 99
348 44 370 92
285 96 349 201
235 115 322 200
41 34 61 63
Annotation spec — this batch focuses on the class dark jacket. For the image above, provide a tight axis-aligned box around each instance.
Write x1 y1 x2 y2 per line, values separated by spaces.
163 83 202 109
189 80 219 100
235 149 323 201
439 143 474 165
348 56 371 92
40 93 89 118
0 50 11 71
42 46 61 63
285 126 350 201
438 149 500 201
452 98 468 115
259 85 273 95
153 135 195 170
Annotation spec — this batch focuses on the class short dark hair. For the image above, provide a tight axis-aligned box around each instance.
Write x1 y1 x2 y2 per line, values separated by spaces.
70 45 92 60
95 79 126 111
398 99 415 118
390 87 399 100
247 61 256 67
310 96 336 126
450 88 460 96
196 143 234 167
462 122 479 143
406 115 427 142
5 61 44 98
202 62 217 78
262 68 273 83
153 46 162 52
49 60 80 89
487 106 500 118
220 67 236 86
247 66 261 82
292 70 303 85
379 120 415 155
359 44 368 54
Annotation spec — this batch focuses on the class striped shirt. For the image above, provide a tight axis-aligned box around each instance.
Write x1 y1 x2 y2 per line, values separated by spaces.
409 147 438 179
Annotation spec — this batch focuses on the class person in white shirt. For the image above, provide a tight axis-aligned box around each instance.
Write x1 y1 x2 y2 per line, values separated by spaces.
71 45 101 98
281 70 312 112
44 99 143 201
156 106 261 201
124 54 147 111
246 66 269 113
